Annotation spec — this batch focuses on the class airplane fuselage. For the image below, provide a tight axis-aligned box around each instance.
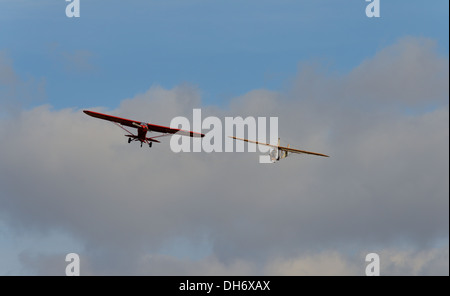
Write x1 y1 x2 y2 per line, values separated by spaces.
137 124 149 142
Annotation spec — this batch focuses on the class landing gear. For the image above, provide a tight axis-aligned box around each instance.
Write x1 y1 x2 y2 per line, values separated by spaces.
126 137 153 148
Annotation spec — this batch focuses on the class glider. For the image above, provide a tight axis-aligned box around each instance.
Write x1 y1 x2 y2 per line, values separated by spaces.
230 136 329 162
84 110 204 147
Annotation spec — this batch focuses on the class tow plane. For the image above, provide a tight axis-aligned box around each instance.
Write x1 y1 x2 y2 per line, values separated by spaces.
84 110 204 147
230 136 329 162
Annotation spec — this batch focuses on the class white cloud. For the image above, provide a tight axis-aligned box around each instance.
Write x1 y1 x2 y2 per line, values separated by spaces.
265 245 449 276
20 244 449 276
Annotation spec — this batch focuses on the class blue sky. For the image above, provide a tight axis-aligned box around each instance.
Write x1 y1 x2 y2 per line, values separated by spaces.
1 0 448 109
0 1 448 276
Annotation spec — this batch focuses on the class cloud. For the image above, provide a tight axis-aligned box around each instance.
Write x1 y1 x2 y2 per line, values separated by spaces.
0 51 46 114
0 51 17 85
47 44 96 74
0 37 448 275
265 245 449 276
20 244 449 276
377 245 450 276
290 37 449 112
347 37 449 107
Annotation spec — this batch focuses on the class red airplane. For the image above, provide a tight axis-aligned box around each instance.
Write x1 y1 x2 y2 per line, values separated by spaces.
84 110 204 147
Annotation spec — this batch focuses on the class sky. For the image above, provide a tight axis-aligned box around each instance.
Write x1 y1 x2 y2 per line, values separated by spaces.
0 1 448 275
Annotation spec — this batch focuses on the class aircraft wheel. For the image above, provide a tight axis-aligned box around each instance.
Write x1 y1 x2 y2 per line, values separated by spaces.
149 142 152 148
128 138 131 143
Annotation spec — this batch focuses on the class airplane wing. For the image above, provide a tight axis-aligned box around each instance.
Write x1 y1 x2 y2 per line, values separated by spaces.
230 136 329 157
278 145 329 157
84 110 204 137
84 110 140 128
147 122 204 137
230 136 279 148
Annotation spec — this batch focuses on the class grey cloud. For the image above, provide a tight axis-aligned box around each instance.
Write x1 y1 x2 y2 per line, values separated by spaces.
0 51 46 114
0 37 448 275
346 37 449 106
0 51 18 85
290 37 449 112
